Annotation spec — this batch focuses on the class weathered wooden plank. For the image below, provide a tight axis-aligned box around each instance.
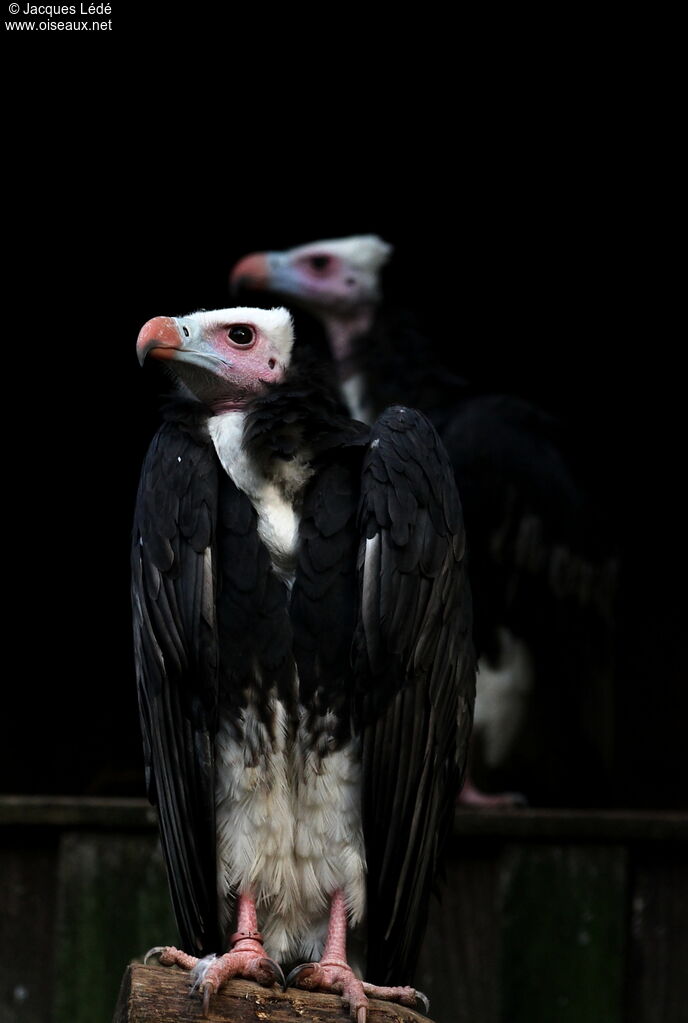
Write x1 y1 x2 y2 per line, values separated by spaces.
53 832 177 1023
499 843 628 1023
627 848 688 1023
113 963 433 1023
0 837 59 1023
0 796 157 831
3 799 687 1023
417 839 500 1023
3 797 687 842
454 808 688 843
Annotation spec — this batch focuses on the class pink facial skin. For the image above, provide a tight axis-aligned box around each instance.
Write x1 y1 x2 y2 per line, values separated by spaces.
233 250 354 310
137 308 293 410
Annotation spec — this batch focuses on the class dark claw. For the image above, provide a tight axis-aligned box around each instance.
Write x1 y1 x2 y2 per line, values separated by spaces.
415 989 431 1014
260 957 287 991
201 982 213 1018
285 962 317 988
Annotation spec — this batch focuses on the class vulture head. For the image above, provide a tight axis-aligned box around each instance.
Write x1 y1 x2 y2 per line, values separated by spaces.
136 306 294 410
230 235 392 318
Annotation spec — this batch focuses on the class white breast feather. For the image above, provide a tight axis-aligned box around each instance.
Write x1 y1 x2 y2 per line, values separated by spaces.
208 412 302 582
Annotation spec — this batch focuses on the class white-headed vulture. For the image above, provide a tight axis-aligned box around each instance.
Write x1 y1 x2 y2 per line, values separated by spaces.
132 305 475 1017
231 243 618 807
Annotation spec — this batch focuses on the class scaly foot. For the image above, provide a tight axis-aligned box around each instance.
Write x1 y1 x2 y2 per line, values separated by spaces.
286 959 429 1022
146 932 285 1017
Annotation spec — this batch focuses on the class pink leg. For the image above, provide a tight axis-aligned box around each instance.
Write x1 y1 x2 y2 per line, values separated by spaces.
286 890 428 1022
321 889 351 966
458 773 528 807
145 892 284 1018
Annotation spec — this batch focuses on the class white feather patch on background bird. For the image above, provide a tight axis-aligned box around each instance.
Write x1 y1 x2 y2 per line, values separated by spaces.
342 374 374 425
473 626 534 768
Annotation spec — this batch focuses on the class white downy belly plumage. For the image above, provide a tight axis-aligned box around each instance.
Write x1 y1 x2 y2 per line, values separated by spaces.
215 706 366 963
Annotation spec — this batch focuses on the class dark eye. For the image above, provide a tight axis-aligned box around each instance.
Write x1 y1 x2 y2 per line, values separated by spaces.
228 324 254 345
309 255 330 272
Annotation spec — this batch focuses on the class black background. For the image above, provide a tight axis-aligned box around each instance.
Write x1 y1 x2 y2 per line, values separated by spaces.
3 70 685 809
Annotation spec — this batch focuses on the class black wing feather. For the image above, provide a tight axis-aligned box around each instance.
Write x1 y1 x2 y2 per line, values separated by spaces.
291 458 362 748
132 421 221 956
354 406 476 984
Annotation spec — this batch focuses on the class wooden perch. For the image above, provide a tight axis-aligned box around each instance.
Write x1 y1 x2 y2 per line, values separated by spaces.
114 962 434 1023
